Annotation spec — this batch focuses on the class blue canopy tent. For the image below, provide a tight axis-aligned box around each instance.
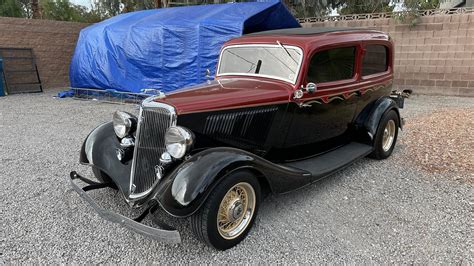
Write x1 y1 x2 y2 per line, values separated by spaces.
69 1 300 95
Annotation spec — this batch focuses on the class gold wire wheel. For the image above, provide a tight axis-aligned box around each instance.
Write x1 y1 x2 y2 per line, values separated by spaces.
382 119 396 152
217 182 256 240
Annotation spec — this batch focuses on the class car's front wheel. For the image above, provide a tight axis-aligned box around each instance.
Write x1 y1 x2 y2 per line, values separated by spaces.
191 170 261 250
370 109 399 160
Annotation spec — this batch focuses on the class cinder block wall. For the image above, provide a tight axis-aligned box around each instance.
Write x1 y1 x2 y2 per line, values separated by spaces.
1 14 472 95
302 13 474 97
0 17 88 89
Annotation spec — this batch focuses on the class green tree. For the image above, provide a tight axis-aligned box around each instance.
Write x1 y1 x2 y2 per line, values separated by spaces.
17 0 32 17
94 0 121 17
0 0 25 17
0 0 443 23
41 0 101 22
90 0 162 19
283 0 332 18
284 0 441 18
394 0 441 25
339 0 394 15
402 0 440 10
32 0 41 18
14 0 40 18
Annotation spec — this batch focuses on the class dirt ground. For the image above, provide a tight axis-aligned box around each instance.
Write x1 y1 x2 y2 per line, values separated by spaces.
401 107 473 182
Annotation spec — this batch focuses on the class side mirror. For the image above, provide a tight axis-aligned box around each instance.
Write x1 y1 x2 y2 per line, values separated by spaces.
294 82 317 100
305 82 317 94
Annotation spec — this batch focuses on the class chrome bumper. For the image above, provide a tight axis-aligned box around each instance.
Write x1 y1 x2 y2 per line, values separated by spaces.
67 171 181 244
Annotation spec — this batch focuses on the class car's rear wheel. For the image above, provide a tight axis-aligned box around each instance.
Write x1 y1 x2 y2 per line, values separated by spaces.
369 109 399 160
92 167 117 189
191 170 261 250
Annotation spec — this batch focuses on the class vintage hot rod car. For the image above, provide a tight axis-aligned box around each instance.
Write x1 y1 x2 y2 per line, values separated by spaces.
69 27 407 250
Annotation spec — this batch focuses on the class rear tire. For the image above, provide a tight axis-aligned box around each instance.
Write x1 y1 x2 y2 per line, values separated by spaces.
191 170 261 250
369 109 399 160
92 167 117 189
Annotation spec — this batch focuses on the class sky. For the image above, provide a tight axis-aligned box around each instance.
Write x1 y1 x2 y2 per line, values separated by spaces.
70 0 91 7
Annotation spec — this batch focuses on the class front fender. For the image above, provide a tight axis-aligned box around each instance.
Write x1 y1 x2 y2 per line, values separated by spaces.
153 147 309 217
80 122 132 194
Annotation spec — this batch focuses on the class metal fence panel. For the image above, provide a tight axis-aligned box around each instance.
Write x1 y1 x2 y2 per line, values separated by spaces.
0 48 42 94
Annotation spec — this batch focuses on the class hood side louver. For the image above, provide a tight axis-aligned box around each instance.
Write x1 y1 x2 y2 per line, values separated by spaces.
203 106 279 148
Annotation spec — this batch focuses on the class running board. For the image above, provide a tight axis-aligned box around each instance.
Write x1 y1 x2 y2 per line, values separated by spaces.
283 142 373 181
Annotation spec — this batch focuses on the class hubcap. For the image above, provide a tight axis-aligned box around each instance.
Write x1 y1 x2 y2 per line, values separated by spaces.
382 120 396 152
217 182 256 240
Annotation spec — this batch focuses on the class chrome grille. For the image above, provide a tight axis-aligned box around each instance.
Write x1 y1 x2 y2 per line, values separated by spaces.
130 101 176 198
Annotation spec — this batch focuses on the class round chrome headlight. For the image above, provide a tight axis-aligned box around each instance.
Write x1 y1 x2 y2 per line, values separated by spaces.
165 126 194 159
113 111 136 139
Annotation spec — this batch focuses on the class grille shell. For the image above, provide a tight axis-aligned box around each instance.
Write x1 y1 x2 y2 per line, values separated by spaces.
129 100 176 199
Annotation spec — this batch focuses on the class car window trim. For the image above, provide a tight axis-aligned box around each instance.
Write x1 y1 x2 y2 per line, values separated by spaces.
360 44 390 79
304 43 361 90
216 44 304 85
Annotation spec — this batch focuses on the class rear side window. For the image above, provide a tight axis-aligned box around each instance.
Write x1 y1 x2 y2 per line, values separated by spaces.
307 47 356 83
362 45 388 76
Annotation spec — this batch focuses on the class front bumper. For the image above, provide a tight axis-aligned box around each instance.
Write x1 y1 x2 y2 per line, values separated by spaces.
67 171 181 244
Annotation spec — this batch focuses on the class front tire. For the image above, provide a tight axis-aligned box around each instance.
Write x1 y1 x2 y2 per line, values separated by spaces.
191 170 261 250
369 109 399 160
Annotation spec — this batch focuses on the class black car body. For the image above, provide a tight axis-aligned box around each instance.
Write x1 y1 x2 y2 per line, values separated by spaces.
69 28 407 250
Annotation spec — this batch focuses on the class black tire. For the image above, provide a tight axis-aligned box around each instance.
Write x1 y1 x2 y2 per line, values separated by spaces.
191 170 261 250
92 167 117 189
369 109 399 160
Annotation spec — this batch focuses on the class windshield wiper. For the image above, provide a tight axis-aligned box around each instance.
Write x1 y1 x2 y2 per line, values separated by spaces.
276 40 298 64
255 60 262 74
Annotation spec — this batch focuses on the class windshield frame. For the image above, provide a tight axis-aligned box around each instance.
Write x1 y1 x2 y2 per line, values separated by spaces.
216 44 304 85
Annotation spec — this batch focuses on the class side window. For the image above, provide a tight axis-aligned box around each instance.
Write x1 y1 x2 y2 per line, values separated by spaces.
307 46 356 83
362 45 388 76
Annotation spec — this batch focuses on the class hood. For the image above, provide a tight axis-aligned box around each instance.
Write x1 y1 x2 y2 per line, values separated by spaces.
155 78 294 114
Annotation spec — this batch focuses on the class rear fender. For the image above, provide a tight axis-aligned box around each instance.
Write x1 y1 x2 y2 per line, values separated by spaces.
153 147 309 217
356 96 401 141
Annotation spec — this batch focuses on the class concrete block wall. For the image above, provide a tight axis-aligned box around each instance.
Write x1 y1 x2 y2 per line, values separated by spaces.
0 17 88 89
302 13 474 97
0 14 472 96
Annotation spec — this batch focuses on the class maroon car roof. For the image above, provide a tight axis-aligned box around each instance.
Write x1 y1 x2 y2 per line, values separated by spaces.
225 27 390 50
246 27 376 36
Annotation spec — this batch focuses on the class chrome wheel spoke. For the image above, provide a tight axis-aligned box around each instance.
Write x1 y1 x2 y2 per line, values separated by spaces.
382 120 396 152
217 182 256 240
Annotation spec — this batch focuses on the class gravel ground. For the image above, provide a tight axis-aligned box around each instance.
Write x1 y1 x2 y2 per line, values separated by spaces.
1 91 473 263
402 107 473 179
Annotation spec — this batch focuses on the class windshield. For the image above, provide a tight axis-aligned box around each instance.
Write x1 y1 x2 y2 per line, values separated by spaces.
217 44 303 84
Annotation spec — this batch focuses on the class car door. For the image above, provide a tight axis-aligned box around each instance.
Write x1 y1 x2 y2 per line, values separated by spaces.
283 44 362 156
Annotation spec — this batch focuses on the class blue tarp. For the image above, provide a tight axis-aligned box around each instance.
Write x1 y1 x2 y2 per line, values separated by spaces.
69 1 300 93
